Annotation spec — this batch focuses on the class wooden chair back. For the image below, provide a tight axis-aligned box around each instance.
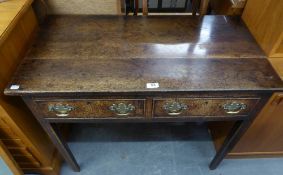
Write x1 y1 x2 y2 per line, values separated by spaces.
141 0 209 16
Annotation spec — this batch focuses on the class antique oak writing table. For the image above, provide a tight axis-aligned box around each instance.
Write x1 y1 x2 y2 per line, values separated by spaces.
4 15 283 171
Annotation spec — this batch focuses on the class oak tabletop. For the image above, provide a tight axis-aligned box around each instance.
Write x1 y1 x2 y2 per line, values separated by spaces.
26 15 265 60
5 15 283 95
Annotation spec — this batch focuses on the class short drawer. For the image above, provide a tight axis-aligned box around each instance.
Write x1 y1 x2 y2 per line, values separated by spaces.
9 148 33 157
0 127 20 139
1 139 26 148
35 99 145 119
153 98 259 118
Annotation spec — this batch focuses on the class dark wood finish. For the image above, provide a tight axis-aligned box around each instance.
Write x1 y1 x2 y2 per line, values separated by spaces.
142 0 148 15
4 15 283 171
5 58 283 95
134 0 139 15
153 98 259 118
191 0 209 16
191 0 199 16
23 93 272 171
35 99 146 119
210 0 246 15
19 16 266 59
42 121 80 172
200 0 210 16
28 94 263 122
6 58 283 95
5 16 283 96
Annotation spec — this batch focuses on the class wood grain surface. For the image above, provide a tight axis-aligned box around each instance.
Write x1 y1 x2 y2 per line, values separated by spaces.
153 98 259 117
26 15 265 60
4 15 283 95
0 0 33 46
35 99 146 119
4 15 282 171
210 0 246 15
5 57 283 95
0 4 62 174
269 58 283 80
242 0 283 57
0 140 23 175
210 93 283 157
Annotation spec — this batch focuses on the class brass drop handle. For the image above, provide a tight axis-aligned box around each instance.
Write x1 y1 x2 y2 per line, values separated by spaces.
223 102 247 114
48 104 75 117
109 103 135 116
163 102 188 116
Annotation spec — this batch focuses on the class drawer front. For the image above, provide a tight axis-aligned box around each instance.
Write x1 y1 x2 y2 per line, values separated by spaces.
9 148 33 157
1 139 26 148
0 118 9 128
35 99 145 119
153 98 259 118
0 127 20 139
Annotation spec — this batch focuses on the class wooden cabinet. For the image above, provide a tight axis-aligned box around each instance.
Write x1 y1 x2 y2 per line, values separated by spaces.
0 1 61 174
210 93 283 157
242 0 283 58
269 58 283 80
0 140 23 175
242 0 283 81
231 93 283 156
210 0 283 157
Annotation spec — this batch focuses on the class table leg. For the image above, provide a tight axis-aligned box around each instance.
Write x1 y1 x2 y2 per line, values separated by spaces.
191 0 198 16
209 120 251 170
142 0 148 16
200 0 210 16
42 122 80 172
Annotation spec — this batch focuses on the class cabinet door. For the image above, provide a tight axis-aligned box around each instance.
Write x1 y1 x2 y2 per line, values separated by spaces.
0 140 23 175
0 4 61 174
269 58 283 80
242 0 283 57
210 93 283 157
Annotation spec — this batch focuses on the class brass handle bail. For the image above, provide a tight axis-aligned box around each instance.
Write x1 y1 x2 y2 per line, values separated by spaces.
163 102 188 116
109 103 135 116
